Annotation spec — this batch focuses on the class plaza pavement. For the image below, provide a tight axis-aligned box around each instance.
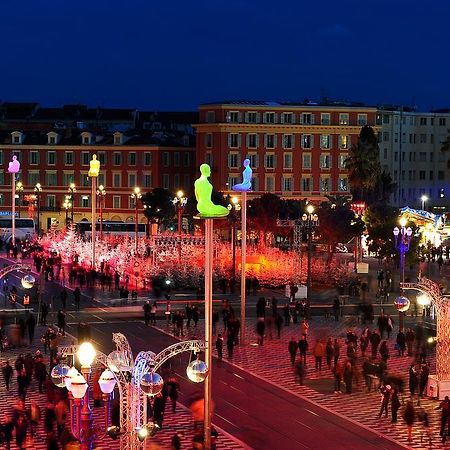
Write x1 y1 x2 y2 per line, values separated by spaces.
0 324 249 450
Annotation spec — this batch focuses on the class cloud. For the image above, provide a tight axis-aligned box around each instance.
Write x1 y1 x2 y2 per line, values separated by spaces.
317 24 351 38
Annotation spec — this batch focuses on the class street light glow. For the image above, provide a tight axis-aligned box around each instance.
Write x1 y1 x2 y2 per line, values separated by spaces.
77 342 97 368
306 204 314 215
399 217 407 228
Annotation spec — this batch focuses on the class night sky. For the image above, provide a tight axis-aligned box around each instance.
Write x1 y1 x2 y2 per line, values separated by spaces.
2 0 450 111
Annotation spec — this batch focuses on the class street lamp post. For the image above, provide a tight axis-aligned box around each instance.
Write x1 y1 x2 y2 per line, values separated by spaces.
96 185 106 241
421 194 428 211
172 190 187 262
63 197 72 227
68 183 77 223
229 196 241 294
131 187 142 252
34 183 42 235
16 181 24 218
393 217 413 330
88 155 100 269
300 205 319 306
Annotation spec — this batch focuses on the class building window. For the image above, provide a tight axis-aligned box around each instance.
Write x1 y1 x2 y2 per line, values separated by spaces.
302 177 311 191
264 153 275 169
113 173 121 187
247 134 258 148
205 111 215 123
357 114 367 126
438 171 445 180
265 134 276 149
247 112 258 123
114 134 122 145
320 154 331 169
29 151 39 165
228 111 239 123
205 152 213 167
13 135 21 144
419 152 427 162
338 178 348 191
128 173 136 188
283 153 292 169
265 176 275 192
162 174 169 189
320 178 329 192
228 133 240 148
420 117 427 126
430 171 434 180
81 152 90 165
282 112 293 124
205 133 213 148
184 152 191 166
383 132 390 142
339 135 349 149
173 152 180 167
338 154 347 169
383 148 388 159
282 134 293 149
247 153 258 168
264 112 275 123
144 152 152 165
228 153 240 169
0 151 3 165
47 151 56 165
64 152 73 165
420 134 427 144
321 113 330 125
81 196 90 208
282 177 293 192
320 135 331 149
143 174 152 188
302 134 312 149
80 173 89 187
162 152 170 167
419 171 426 180
301 113 313 124
339 113 349 125
113 196 121 209
382 114 390 124
28 172 40 186
439 118 446 126
46 195 56 208
303 153 311 169
113 152 122 166
128 152 136 166
62 173 74 186
45 172 57 186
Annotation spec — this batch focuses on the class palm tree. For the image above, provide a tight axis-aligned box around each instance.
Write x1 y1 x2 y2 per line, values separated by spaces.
345 126 381 203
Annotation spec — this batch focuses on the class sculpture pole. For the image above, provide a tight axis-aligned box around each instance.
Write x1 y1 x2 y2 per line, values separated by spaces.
91 176 96 269
240 191 247 345
204 218 213 450
11 173 16 248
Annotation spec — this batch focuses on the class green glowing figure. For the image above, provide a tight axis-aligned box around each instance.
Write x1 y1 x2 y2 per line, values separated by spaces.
195 164 229 218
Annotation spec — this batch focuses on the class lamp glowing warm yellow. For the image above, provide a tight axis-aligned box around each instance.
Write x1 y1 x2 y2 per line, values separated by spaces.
77 342 96 368
399 217 407 228
177 190 184 198
306 204 314 215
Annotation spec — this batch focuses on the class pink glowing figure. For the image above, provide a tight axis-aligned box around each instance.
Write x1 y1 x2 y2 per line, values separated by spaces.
8 155 20 173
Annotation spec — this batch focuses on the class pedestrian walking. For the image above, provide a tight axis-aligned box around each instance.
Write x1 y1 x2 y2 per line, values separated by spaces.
150 301 157 325
409 364 419 398
256 318 265 346
28 400 41 437
226 333 234 359
378 384 391 418
343 361 353 394
396 329 406 356
2 360 13 390
17 369 28 402
333 361 343 393
377 312 388 338
333 339 340 367
326 337 333 370
417 407 432 447
419 363 429 398
192 305 200 327
333 296 340 321
57 310 66 336
438 396 450 438
370 330 381 358
275 314 283 338
313 339 325 371
406 328 415 356
73 287 81 310
26 313 36 345
186 304 193 327
300 318 309 336
216 334 224 359
60 288 67 309
379 340 389 362
298 335 308 365
403 400 416 443
283 304 290 326
34 357 47 394
143 301 151 326
40 302 48 326
14 414 27 449
288 337 298 366
167 377 179 413
391 388 401 423
295 360 305 385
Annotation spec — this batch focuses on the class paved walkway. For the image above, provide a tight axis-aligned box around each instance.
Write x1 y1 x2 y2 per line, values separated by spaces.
0 325 248 449
154 315 445 450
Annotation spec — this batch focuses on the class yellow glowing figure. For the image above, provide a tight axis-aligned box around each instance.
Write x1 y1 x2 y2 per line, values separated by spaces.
88 154 100 177
194 164 229 218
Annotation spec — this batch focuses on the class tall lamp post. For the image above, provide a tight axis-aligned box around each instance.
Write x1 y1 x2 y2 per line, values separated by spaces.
393 217 412 330
131 187 142 251
228 196 241 294
88 155 100 269
300 204 319 306
34 183 42 234
63 197 72 227
68 183 77 223
16 181 24 218
421 194 428 211
96 185 106 241
172 190 187 262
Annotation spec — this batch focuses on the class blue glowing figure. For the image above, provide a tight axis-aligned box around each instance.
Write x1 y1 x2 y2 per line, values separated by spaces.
232 159 252 191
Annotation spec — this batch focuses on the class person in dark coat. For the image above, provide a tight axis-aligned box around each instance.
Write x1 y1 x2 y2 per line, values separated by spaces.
288 337 298 366
378 384 391 418
44 403 56 433
26 313 36 345
391 388 401 423
192 305 200 327
34 358 47 393
143 301 151 326
23 354 34 385
370 330 381 358
438 396 450 437
40 302 48 326
166 377 179 413
14 414 27 449
60 288 67 309
215 334 223 359
403 400 416 443
298 335 308 365
379 341 389 362
152 393 165 428
409 364 419 397
396 330 406 356
256 318 265 346
2 360 13 390
57 310 66 336
419 363 429 398
343 361 353 394
226 333 234 359
73 287 81 310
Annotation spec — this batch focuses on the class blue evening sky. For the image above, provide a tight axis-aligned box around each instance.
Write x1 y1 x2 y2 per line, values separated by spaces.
1 0 449 111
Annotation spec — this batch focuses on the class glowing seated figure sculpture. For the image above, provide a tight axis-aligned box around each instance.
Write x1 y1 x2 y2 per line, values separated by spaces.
232 159 252 191
88 154 100 177
8 155 20 174
195 164 229 218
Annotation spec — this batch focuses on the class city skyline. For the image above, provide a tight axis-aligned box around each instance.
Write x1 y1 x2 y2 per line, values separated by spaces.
1 0 450 111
